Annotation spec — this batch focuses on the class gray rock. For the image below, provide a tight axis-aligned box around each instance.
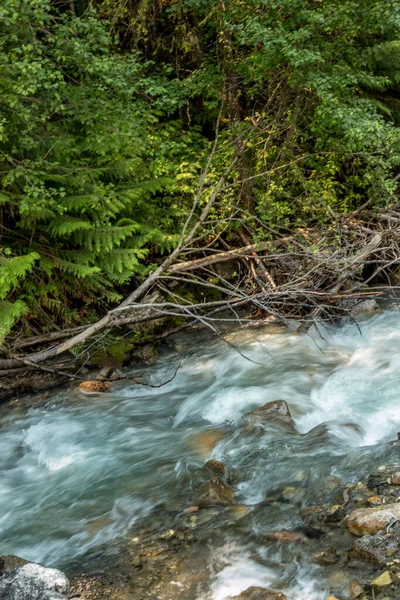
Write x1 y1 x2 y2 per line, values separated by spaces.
348 298 379 317
0 563 69 600
226 586 287 600
241 400 295 430
349 522 400 566
131 344 158 365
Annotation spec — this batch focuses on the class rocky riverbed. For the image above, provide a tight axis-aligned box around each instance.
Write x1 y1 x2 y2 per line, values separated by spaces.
4 455 400 599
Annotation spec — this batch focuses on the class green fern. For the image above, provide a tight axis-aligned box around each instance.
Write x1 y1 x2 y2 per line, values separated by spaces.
47 216 94 236
0 300 29 343
51 257 101 278
72 224 141 252
0 253 39 300
0 252 39 341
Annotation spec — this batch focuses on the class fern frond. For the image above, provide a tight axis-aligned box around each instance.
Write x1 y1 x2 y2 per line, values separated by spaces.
99 248 148 276
0 300 29 342
47 216 94 236
0 253 39 299
51 257 101 278
73 223 141 252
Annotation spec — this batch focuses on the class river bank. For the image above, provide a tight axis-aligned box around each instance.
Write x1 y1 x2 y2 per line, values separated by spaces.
2 309 400 599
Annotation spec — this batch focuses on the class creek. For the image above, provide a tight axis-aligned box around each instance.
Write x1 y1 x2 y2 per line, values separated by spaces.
2 310 400 599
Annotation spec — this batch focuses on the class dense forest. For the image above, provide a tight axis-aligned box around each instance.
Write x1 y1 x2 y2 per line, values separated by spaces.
2 0 400 367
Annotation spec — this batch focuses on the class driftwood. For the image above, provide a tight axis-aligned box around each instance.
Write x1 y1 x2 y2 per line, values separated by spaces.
296 232 383 334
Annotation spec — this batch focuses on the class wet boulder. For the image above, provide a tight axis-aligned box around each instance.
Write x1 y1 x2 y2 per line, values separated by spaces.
131 344 158 365
300 505 328 538
0 562 69 600
241 400 295 430
78 380 112 393
0 557 28 578
313 546 340 566
347 503 400 536
227 587 287 600
366 496 382 507
198 459 231 484
195 476 235 507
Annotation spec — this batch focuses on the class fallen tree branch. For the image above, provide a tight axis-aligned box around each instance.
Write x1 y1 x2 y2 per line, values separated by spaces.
168 242 271 273
296 232 383 334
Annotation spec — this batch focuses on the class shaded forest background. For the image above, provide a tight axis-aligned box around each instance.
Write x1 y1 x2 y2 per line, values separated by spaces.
2 0 400 355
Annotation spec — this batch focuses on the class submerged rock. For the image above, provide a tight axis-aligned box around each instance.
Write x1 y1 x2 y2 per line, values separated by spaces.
280 486 306 504
187 429 225 457
314 547 340 566
78 380 112 393
347 503 400 536
300 505 328 538
349 581 366 600
227 587 287 600
0 562 69 600
390 472 400 486
263 530 306 543
198 459 231 484
325 505 346 523
241 400 295 429
196 476 235 507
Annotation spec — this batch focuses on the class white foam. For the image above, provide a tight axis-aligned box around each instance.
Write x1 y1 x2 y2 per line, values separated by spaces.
202 543 327 600
206 544 276 600
23 416 87 471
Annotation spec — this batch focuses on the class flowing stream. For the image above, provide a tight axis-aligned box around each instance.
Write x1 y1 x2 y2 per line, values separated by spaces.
2 309 400 598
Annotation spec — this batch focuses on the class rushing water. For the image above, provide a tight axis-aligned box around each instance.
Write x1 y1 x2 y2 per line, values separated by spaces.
2 309 400 598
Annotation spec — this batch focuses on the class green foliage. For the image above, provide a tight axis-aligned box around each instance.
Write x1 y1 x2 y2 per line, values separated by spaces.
0 0 204 335
96 0 400 228
0 252 39 341
2 0 400 341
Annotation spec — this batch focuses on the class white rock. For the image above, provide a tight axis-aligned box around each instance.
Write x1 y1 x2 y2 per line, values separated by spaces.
0 562 69 600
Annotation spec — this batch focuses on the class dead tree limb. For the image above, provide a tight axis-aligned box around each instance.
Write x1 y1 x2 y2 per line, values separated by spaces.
168 242 270 273
296 232 383 334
